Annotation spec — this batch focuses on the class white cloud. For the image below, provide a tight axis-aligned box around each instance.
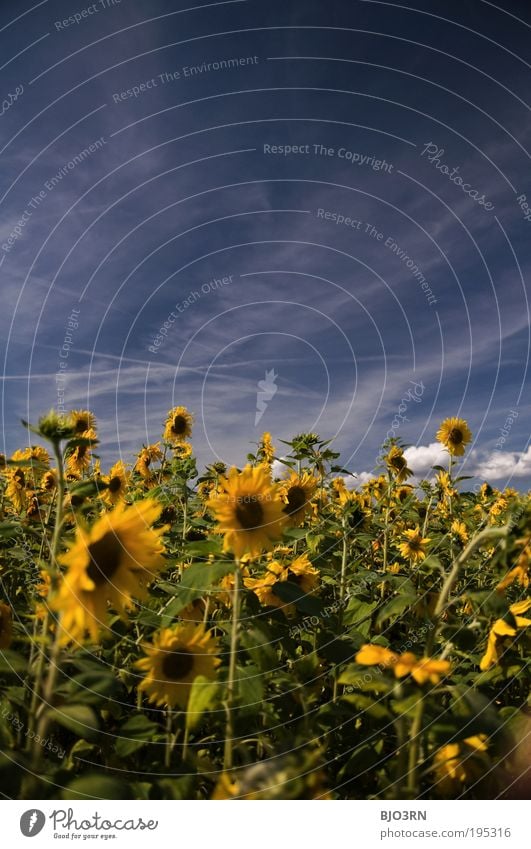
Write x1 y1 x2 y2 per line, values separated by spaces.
403 442 449 475
472 446 531 480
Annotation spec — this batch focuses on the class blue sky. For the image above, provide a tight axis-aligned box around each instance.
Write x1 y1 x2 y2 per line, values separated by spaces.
0 0 529 488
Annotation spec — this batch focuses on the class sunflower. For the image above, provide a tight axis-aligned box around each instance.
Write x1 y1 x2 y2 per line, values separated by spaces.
398 526 431 563
394 485 414 504
435 471 456 498
53 499 165 643
136 624 220 709
4 467 30 513
207 464 285 559
163 406 193 445
356 644 451 684
450 519 469 544
432 735 488 796
384 445 413 483
279 470 317 525
69 409 97 436
479 599 531 670
497 537 530 591
135 442 163 481
257 432 275 465
42 468 58 491
65 428 97 478
100 460 130 506
0 602 13 649
245 553 319 612
436 417 472 456
172 441 193 460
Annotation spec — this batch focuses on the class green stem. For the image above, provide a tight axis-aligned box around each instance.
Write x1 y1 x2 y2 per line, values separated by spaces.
165 709 173 768
406 696 425 796
223 562 241 771
426 527 508 656
333 515 349 702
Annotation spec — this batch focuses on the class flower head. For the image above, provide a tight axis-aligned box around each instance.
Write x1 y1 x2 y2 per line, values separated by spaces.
100 460 130 506
398 527 431 563
279 470 318 526
136 624 220 709
163 406 193 445
436 417 472 456
53 499 165 644
385 445 413 483
479 599 531 670
207 464 285 559
356 644 451 685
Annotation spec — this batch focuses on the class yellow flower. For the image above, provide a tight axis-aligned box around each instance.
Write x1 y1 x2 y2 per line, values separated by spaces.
245 553 319 612
398 527 431 562
433 735 488 796
436 417 472 456
435 471 456 498
393 652 451 685
207 464 285 559
394 485 414 504
479 599 531 670
451 520 468 543
497 537 530 591
258 432 275 464
100 460 130 506
0 601 13 649
136 624 220 709
172 441 193 460
134 442 163 481
163 406 193 445
42 468 58 491
65 428 97 478
385 445 413 483
356 644 398 668
356 644 450 684
279 470 318 525
53 499 165 644
4 467 30 513
69 409 97 436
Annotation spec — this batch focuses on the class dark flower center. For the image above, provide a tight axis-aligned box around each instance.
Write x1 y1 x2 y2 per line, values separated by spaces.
86 531 123 586
172 415 188 436
284 485 307 515
448 428 464 444
391 455 407 471
286 570 303 585
108 475 122 494
161 649 194 680
15 469 25 487
408 536 422 552
75 418 87 434
235 496 264 529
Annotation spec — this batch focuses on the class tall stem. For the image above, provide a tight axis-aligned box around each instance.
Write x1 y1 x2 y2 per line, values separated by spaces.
406 696 425 796
223 562 241 771
333 515 349 702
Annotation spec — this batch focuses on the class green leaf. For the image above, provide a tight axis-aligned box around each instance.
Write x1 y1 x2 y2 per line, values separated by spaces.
185 676 221 732
115 715 158 758
375 593 417 627
62 775 132 800
157 560 234 618
342 598 377 635
47 704 99 741
0 650 27 674
237 664 264 711
342 693 390 720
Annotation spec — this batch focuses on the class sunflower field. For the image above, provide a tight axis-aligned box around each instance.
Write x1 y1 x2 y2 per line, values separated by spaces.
0 408 529 801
